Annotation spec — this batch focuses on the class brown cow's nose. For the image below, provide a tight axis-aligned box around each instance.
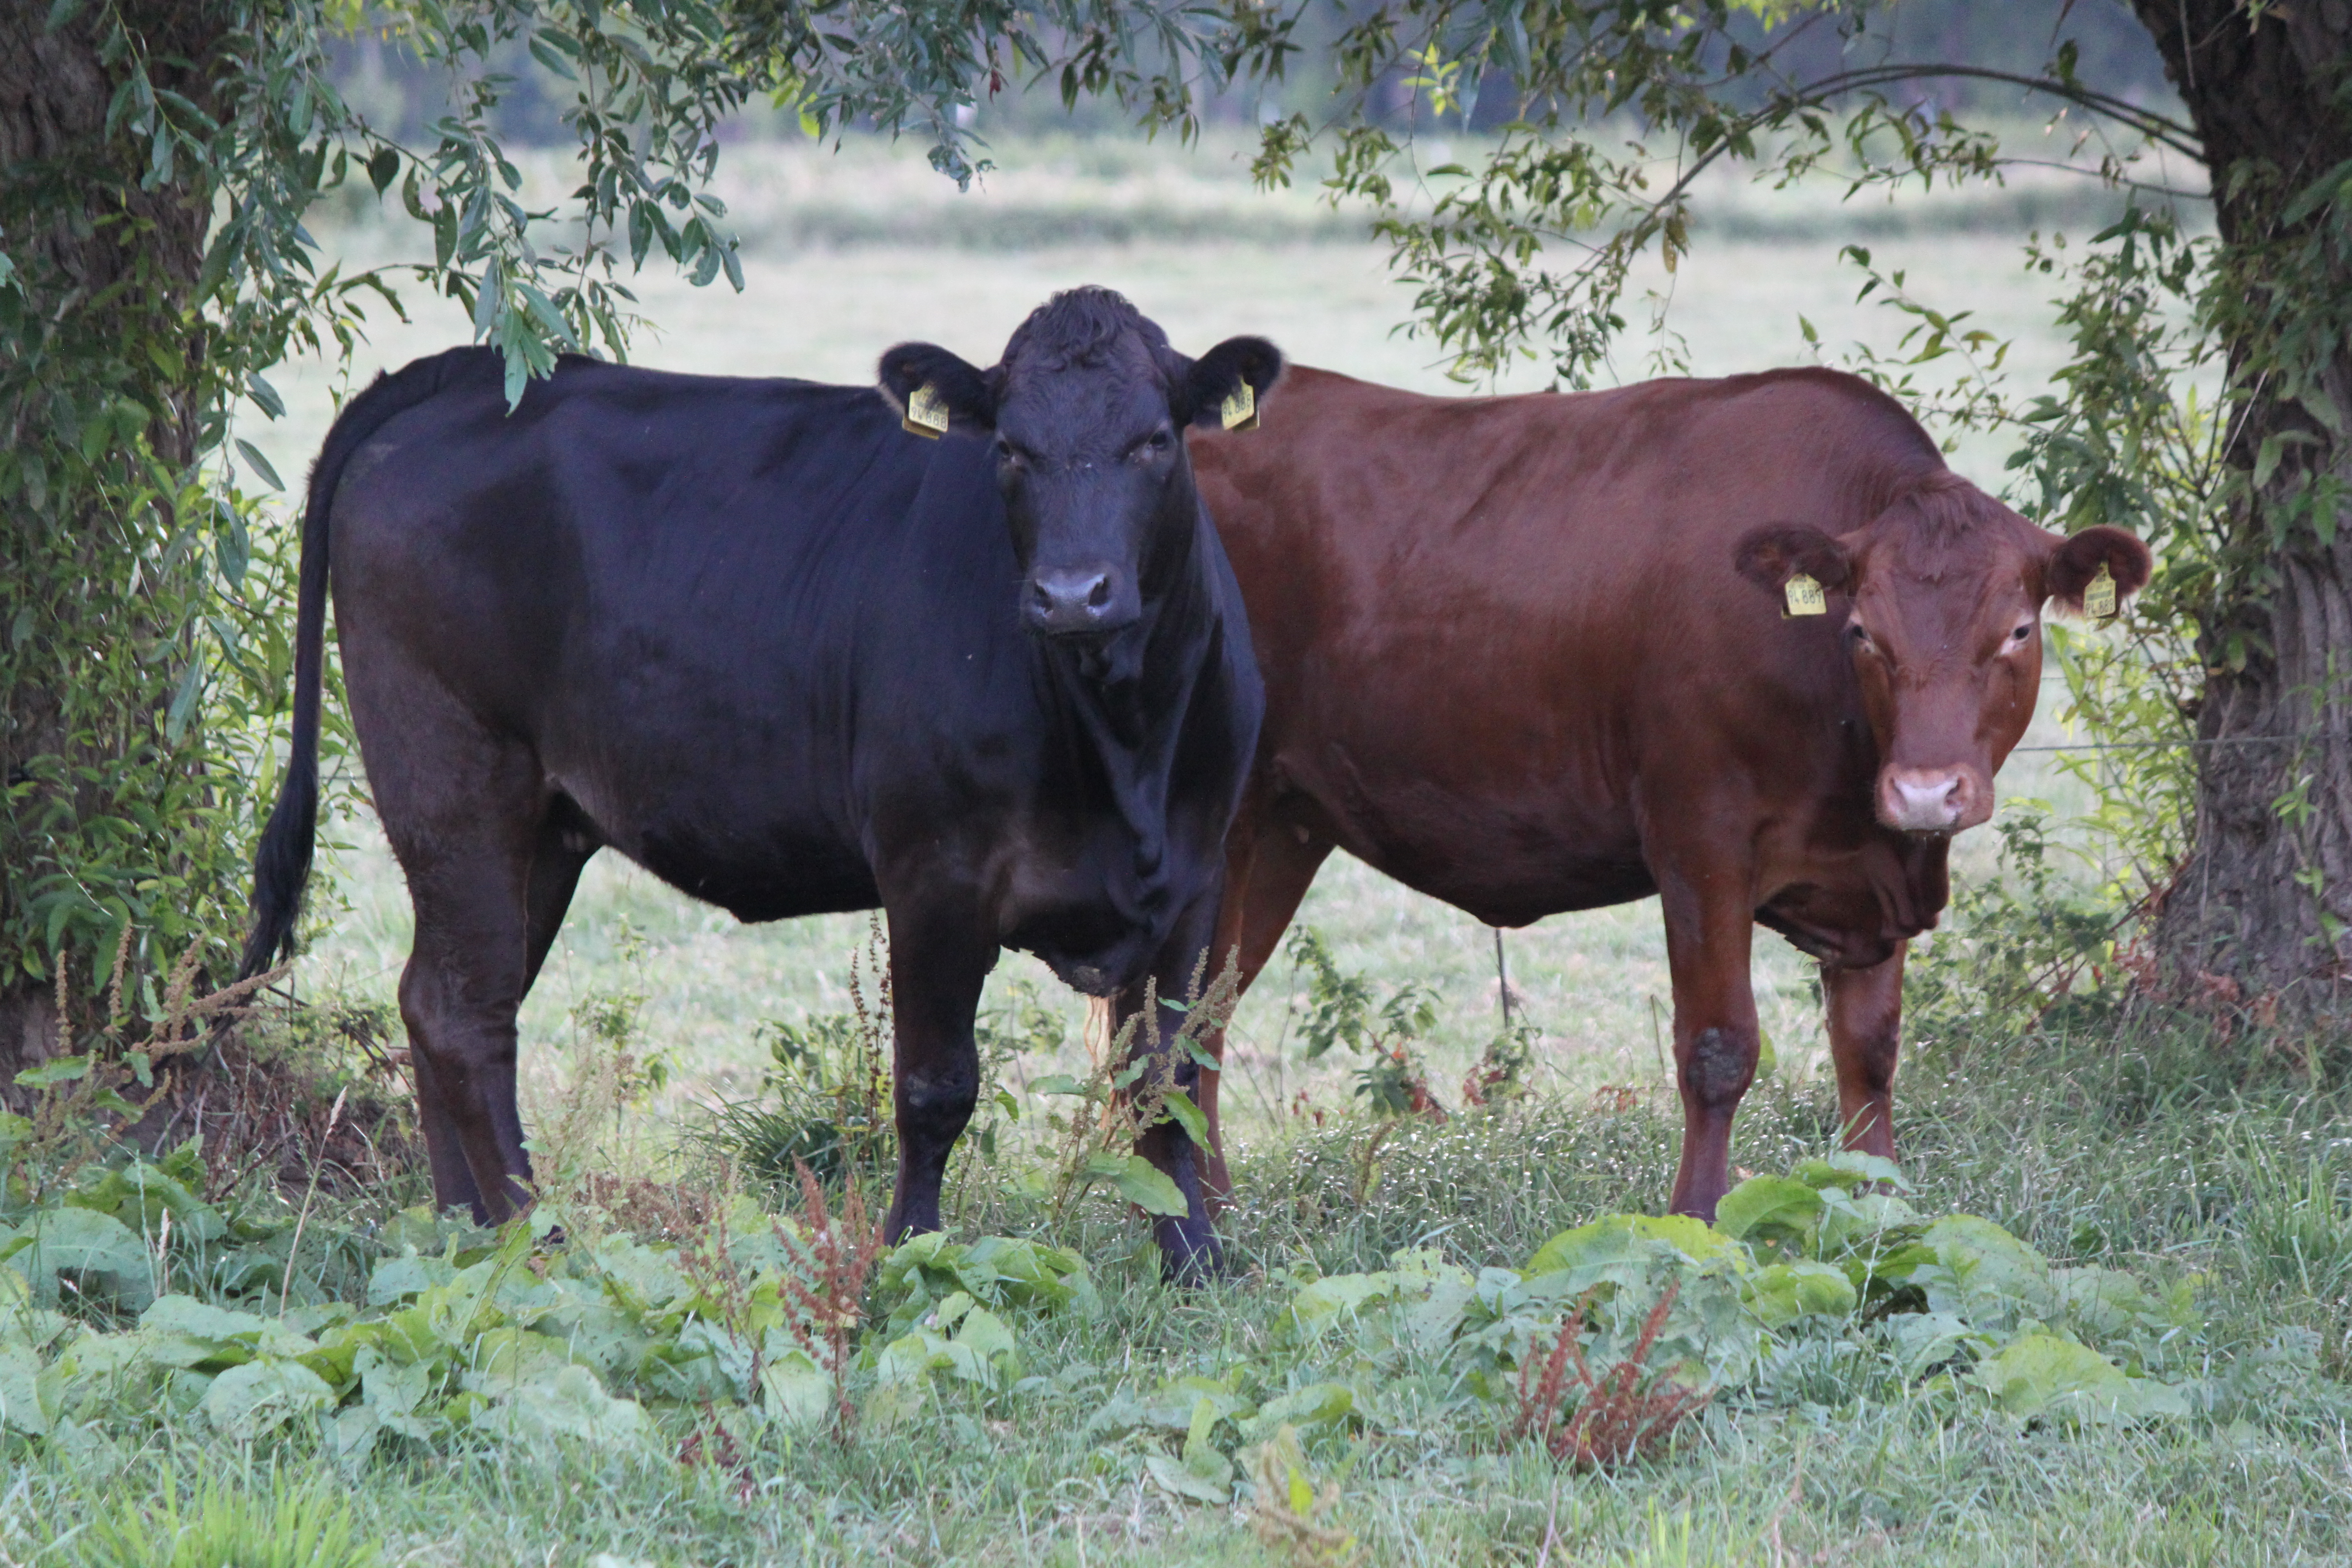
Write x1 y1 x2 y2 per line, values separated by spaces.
1878 766 1989 833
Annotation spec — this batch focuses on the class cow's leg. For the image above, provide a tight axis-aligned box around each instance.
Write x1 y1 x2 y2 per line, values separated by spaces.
1119 889 1230 1280
404 807 589 1221
522 804 598 995
1194 786 1331 1196
1655 861 1761 1221
881 902 995 1242
1822 943 1906 1162
390 793 544 1225
352 647 547 1224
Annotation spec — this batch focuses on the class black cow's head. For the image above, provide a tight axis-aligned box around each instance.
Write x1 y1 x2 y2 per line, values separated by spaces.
1735 476 2150 836
879 288 1281 639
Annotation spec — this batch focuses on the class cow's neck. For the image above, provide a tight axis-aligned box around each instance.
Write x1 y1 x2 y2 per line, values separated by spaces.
1034 499 1216 898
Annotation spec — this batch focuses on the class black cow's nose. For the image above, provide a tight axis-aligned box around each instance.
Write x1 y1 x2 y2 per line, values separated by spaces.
1028 567 1119 635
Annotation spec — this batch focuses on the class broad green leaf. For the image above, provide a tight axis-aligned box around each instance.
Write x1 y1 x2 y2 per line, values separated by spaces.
200 1358 334 1440
1241 1381 1355 1443
1923 1215 2057 1323
0 1345 49 1436
1143 1449 1231 1504
1094 1153 1187 1217
1742 1261 1858 1327
1973 1332 2188 1423
759 1349 833 1432
1712 1176 1824 1245
368 1251 458 1306
1286 1271 1403 1334
476 1364 649 1446
1792 1152 1909 1192
3 1207 152 1310
1525 1213 1736 1277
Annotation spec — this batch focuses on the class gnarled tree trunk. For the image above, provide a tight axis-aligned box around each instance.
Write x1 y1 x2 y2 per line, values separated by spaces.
2132 1 2352 1024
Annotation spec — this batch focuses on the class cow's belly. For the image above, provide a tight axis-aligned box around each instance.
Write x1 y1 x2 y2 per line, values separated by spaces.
1273 740 1648 926
624 828 880 923
557 759 879 924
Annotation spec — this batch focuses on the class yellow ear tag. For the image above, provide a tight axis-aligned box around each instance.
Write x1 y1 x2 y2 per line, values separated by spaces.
1783 572 1827 618
2083 561 2117 620
1219 381 1258 433
903 383 950 439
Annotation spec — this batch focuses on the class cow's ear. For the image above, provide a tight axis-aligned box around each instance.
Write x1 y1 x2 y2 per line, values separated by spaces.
2044 524 2153 614
1180 336 1284 429
878 342 997 434
1733 524 1855 599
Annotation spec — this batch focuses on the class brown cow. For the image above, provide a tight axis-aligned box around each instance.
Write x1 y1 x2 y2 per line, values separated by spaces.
1188 364 2149 1219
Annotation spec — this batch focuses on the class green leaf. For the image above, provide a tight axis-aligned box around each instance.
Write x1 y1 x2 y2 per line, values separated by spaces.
245 373 286 421
1711 1176 1824 1245
476 1364 649 1446
6 1207 157 1311
1028 1073 1086 1097
0 1345 51 1436
165 656 205 742
234 438 282 490
1526 1213 1735 1277
1923 1215 2057 1323
1973 1332 2188 1422
1144 1449 1232 1504
1241 1381 1356 1442
1102 1154 1187 1217
1161 1087 1210 1145
528 35 579 81
14 1055 92 1088
758 1349 832 1431
1742 1260 1858 1326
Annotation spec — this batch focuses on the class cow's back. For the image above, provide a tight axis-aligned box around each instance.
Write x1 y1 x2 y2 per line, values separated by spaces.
1189 365 1947 926
326 351 992 920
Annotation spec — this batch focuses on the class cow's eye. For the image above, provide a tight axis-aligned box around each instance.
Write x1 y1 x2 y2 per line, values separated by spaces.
1133 429 1173 460
994 438 1022 465
2009 621 2034 643
1846 623 1874 651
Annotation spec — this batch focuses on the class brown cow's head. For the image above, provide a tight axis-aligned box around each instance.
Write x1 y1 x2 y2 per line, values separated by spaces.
1734 476 2150 835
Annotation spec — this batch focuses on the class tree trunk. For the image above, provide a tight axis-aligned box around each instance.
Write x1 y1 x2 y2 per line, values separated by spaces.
2131 1 2352 1024
0 1 228 1078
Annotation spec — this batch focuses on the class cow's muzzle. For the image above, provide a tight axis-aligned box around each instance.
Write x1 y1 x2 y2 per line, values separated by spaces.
1026 563 1136 637
1876 764 1992 834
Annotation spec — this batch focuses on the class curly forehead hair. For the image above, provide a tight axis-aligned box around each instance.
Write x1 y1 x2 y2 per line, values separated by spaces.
999 286 1173 374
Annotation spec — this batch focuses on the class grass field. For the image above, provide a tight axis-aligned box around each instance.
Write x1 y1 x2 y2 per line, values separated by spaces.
9 133 2326 1568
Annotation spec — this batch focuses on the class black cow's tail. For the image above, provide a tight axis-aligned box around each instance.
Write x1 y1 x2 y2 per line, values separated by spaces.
237 349 489 981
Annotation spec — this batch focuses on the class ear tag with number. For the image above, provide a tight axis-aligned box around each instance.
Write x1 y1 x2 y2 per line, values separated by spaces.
1783 572 1827 618
2083 561 2117 620
1219 381 1258 433
903 383 950 439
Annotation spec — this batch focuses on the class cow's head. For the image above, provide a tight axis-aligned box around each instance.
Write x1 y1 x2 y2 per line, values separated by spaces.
1735 476 2151 835
878 288 1281 639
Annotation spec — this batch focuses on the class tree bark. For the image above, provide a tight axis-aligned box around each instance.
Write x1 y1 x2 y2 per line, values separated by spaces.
0 1 230 1076
2130 1 2352 1023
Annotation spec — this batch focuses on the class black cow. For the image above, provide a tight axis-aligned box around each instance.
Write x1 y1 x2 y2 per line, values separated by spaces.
240 288 1278 1275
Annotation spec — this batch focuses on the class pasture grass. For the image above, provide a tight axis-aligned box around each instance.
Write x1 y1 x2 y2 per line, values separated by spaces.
7 1012 2349 1567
